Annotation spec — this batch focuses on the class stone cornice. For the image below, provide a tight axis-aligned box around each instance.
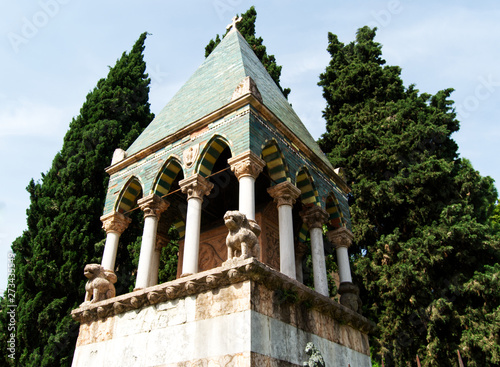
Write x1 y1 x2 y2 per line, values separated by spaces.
227 151 266 180
71 258 376 334
300 206 329 230
179 174 214 201
267 181 301 208
100 212 132 235
105 94 350 194
327 227 354 249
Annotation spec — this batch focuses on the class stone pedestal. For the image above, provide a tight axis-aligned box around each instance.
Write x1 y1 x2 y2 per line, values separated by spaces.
71 259 375 367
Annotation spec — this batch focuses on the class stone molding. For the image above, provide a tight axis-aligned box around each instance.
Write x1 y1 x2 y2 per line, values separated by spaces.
327 227 354 249
231 76 263 103
267 181 301 208
71 258 376 334
227 151 266 180
300 206 329 230
138 194 170 219
179 174 214 201
100 212 132 235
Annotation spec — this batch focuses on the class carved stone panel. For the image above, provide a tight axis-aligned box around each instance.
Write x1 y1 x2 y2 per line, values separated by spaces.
256 202 280 271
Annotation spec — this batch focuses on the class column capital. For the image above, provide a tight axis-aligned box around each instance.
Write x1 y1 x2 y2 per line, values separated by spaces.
228 151 266 180
300 206 328 230
179 173 214 201
100 211 132 234
138 194 170 219
326 227 354 249
267 181 301 208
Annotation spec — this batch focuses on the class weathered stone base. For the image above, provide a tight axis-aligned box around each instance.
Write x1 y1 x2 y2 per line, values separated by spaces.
71 259 374 366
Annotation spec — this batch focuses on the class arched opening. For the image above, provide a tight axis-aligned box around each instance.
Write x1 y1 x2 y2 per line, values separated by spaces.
112 177 145 294
152 159 186 283
177 137 239 274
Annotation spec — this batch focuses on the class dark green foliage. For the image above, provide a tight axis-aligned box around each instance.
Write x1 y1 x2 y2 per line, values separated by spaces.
205 6 291 98
319 26 500 366
0 33 154 366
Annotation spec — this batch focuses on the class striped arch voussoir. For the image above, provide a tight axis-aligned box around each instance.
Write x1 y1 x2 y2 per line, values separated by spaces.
296 168 319 208
154 159 183 197
261 141 288 184
116 178 143 214
198 137 230 178
326 194 344 229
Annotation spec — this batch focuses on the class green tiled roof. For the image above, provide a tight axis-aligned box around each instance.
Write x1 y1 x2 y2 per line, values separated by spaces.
127 30 333 169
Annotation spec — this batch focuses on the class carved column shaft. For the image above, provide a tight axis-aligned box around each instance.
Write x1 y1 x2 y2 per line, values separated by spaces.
267 181 301 280
179 174 214 276
228 151 266 221
100 212 132 271
301 206 329 297
135 195 169 289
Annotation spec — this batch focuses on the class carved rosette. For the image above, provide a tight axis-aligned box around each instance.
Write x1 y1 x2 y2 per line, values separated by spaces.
100 212 132 235
179 174 214 201
326 227 354 249
267 181 301 208
228 151 266 180
300 206 328 230
138 194 170 219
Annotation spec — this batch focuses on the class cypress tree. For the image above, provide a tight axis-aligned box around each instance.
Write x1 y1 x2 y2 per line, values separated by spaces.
205 6 291 98
319 26 500 366
0 32 154 366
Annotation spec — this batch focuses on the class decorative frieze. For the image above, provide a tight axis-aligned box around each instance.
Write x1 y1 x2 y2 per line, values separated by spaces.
267 181 301 208
100 212 131 234
71 258 376 335
179 174 214 201
228 151 266 180
138 194 170 219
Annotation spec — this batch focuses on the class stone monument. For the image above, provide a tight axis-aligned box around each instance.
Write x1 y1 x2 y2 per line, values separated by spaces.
71 20 375 366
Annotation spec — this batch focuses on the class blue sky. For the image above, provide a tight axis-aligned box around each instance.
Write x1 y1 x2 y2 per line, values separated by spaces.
1 0 499 292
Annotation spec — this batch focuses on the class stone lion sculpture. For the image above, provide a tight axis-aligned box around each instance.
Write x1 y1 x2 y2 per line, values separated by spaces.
224 210 261 260
83 264 117 304
303 342 325 367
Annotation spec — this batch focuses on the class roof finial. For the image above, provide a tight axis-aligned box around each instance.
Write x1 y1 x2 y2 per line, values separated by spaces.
226 16 242 33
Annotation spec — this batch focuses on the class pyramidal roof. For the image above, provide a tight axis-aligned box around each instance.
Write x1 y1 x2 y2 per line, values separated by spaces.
127 29 332 169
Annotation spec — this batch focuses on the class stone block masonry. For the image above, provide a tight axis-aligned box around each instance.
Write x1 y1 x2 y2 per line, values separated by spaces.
71 258 375 367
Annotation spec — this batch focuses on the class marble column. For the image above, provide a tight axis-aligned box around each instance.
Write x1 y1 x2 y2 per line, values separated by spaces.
267 181 301 279
179 174 214 276
100 212 132 272
301 206 329 297
327 227 361 312
135 194 169 290
228 151 266 221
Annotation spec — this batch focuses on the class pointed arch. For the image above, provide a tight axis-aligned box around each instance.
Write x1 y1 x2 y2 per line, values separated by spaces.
115 177 143 214
261 140 288 184
197 135 232 177
296 167 320 208
153 158 184 197
326 194 344 229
